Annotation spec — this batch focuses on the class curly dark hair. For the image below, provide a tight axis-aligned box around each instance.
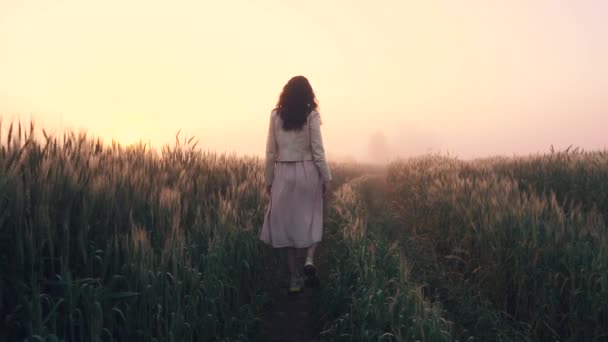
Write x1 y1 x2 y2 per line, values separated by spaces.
275 76 319 131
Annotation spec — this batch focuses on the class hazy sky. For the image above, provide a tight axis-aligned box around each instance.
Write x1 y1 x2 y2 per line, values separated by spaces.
1 0 607 161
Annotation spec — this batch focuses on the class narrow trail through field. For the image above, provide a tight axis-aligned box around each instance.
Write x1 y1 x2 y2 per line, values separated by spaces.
256 177 388 342
256 253 326 342
256 200 335 342
257 173 527 341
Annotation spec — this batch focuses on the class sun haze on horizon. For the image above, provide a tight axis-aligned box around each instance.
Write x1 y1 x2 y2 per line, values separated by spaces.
1 0 607 161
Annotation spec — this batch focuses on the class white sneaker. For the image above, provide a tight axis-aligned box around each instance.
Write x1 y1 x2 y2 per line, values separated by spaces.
304 260 317 277
304 260 319 287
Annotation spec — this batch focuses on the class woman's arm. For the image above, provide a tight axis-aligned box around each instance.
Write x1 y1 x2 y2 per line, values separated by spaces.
309 112 332 183
265 111 277 187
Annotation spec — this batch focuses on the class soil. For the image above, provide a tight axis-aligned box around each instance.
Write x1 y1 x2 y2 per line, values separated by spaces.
257 246 329 342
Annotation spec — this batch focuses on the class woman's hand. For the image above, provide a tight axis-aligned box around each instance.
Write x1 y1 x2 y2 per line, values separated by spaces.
265 185 272 197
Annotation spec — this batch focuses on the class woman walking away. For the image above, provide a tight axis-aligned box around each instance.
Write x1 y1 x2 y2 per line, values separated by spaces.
260 75 332 294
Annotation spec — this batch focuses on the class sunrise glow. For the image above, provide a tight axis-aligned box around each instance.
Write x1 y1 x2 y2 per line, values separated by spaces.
1 0 606 160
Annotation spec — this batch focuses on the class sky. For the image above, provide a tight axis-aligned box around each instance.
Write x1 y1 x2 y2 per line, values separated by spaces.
1 0 607 161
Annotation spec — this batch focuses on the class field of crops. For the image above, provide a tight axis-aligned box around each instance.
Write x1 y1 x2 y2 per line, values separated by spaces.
0 122 282 340
0 122 388 341
1 121 607 341
386 152 608 341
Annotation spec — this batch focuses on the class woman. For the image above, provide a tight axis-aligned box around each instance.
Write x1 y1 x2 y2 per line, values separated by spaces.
260 75 332 293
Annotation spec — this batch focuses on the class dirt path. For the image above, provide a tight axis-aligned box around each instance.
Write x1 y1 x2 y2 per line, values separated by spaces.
256 186 344 342
256 221 332 341
257 173 530 341
257 281 321 342
257 245 331 342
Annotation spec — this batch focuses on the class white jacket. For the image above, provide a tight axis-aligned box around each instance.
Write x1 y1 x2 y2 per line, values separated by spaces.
265 109 332 186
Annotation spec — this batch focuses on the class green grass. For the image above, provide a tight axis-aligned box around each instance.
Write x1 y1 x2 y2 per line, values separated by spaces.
0 122 278 341
3 120 606 341
463 148 608 219
0 121 405 341
387 153 608 341
318 176 452 341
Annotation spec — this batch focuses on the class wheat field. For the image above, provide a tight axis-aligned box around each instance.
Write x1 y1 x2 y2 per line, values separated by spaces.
1 122 607 341
387 152 608 341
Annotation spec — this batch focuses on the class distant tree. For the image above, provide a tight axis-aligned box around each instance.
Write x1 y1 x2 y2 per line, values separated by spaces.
368 131 390 163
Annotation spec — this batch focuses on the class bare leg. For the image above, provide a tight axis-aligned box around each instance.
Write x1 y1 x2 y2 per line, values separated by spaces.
304 243 319 287
306 243 318 262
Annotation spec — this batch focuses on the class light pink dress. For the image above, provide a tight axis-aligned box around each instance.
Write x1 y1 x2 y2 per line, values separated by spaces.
259 110 330 248
260 161 324 248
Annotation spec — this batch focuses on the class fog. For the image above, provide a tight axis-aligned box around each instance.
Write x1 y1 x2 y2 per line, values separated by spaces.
1 1 607 162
